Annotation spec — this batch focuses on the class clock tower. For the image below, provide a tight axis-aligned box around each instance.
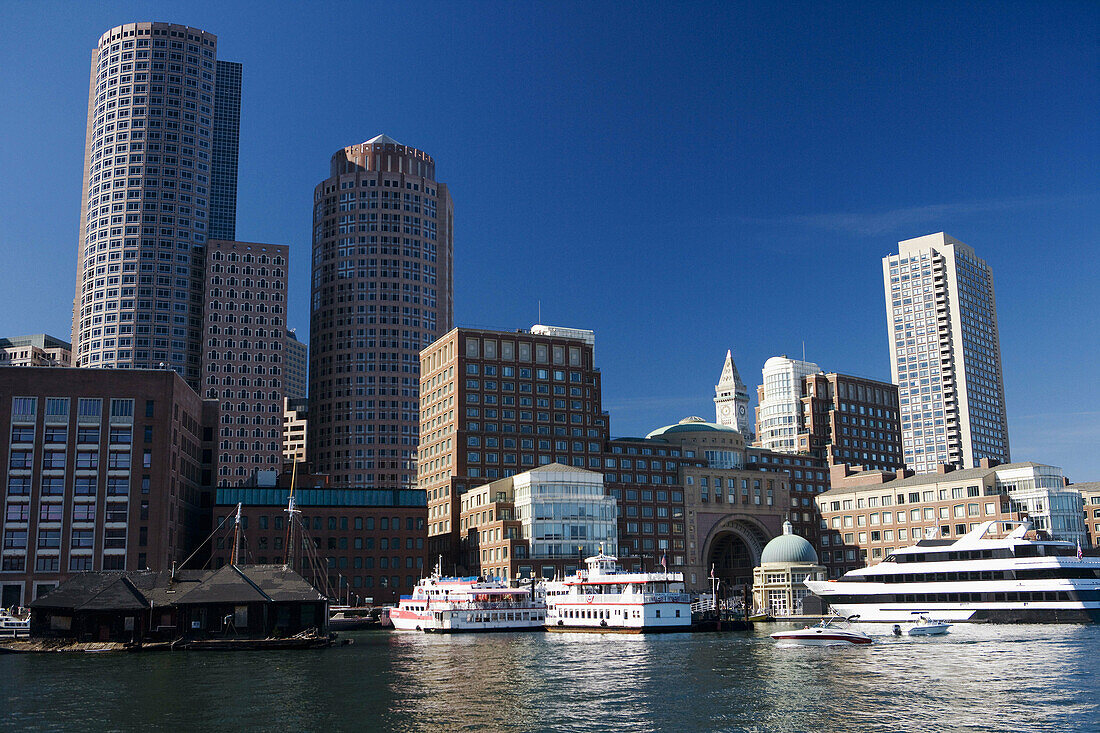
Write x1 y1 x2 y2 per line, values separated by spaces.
714 349 751 436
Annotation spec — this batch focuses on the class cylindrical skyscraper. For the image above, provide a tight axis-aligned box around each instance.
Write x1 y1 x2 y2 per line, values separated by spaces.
308 135 454 488
72 22 241 387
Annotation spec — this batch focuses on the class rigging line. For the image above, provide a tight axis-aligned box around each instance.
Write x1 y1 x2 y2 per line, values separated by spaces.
177 507 240 572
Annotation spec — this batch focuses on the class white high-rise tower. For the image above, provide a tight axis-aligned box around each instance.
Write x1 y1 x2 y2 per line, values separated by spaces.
883 233 1010 472
714 350 751 435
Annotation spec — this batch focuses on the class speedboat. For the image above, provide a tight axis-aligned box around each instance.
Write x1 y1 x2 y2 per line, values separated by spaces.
905 613 951 636
770 615 872 646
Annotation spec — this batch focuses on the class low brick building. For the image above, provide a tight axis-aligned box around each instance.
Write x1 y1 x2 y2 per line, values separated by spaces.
211 485 427 604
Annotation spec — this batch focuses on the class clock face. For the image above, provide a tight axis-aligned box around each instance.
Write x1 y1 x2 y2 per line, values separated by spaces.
721 406 731 415
738 405 746 416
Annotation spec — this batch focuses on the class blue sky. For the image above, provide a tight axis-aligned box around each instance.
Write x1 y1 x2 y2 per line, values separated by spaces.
1 2 1097 479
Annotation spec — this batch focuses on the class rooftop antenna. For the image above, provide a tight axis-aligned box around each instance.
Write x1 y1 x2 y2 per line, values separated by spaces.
538 299 542 324
802 341 805 364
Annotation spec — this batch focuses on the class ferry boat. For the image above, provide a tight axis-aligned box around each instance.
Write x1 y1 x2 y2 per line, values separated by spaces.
388 569 546 633
805 520 1100 623
0 609 30 637
543 549 692 633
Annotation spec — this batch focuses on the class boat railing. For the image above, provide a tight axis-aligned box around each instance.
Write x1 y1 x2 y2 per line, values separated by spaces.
429 600 542 611
643 592 691 603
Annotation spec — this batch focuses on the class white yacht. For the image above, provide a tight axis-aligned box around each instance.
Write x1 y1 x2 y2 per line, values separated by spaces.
805 520 1100 623
543 549 692 633
387 568 546 633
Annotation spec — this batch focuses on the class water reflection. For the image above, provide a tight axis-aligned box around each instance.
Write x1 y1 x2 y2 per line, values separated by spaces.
2 625 1098 732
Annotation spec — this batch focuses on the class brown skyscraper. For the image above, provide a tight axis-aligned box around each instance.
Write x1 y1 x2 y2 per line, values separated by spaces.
308 135 454 487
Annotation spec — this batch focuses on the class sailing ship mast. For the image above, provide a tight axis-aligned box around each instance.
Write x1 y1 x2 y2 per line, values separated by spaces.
230 502 243 565
283 459 300 572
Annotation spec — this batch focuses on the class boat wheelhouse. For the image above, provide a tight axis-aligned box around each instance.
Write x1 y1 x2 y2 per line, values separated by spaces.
805 520 1100 623
388 569 546 633
543 549 692 633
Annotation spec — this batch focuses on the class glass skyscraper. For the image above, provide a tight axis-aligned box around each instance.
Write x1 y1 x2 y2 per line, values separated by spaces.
883 233 1010 472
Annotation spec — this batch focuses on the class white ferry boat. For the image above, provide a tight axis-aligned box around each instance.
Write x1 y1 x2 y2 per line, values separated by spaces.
805 520 1100 623
388 569 546 633
543 549 692 633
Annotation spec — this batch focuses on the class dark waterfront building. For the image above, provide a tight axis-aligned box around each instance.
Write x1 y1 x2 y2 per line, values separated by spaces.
29 564 326 643
308 134 454 489
211 485 427 604
0 367 218 607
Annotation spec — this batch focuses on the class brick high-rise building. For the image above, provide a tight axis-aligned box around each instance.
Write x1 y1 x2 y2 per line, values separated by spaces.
883 233 1010 472
0 367 218 606
72 22 242 386
800 372 903 472
308 135 454 488
418 326 608 564
201 240 289 485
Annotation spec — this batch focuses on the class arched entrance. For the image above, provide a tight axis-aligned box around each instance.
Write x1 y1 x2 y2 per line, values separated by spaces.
701 517 771 591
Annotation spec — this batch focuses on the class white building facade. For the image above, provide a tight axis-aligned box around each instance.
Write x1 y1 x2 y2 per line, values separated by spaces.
754 356 821 453
512 465 617 560
883 233 1010 473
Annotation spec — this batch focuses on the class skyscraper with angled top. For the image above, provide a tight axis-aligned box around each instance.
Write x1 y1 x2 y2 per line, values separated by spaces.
883 233 1010 473
308 135 454 488
71 22 241 388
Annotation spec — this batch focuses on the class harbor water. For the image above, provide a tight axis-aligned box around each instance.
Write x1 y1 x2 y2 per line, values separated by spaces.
3 623 1098 732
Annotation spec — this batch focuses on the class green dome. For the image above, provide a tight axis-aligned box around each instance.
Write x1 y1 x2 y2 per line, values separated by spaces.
645 416 740 439
760 521 818 565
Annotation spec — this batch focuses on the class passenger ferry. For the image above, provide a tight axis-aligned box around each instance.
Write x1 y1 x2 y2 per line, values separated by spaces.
388 568 546 633
543 549 692 633
805 520 1100 623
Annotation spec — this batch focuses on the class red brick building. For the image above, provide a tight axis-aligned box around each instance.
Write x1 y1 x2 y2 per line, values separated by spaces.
0 367 218 606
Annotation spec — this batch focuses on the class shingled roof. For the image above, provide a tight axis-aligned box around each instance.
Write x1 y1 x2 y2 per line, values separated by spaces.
172 564 326 605
30 565 324 611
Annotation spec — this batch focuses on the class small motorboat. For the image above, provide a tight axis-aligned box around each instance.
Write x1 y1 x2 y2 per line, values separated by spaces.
0 609 30 638
770 614 872 646
904 613 951 636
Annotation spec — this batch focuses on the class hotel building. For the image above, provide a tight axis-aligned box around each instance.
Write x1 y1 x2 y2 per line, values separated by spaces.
883 233 1010 472
0 367 218 606
72 22 242 387
418 326 608 564
308 135 454 488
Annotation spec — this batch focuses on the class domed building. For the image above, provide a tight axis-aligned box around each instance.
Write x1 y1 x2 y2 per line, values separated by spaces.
752 520 826 617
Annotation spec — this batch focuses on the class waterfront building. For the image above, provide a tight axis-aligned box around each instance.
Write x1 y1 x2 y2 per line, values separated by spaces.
754 356 821 452
0 335 73 368
72 22 242 386
883 233 1010 472
283 397 308 464
751 520 826 617
1077 482 1100 547
29 564 326 643
0 367 218 607
459 463 616 580
714 350 751 436
211 484 427 604
817 460 1085 578
284 329 308 399
308 134 454 490
202 240 289 485
417 326 608 566
800 372 903 472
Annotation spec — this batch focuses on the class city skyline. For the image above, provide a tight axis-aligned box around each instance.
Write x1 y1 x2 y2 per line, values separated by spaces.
0 3 1097 479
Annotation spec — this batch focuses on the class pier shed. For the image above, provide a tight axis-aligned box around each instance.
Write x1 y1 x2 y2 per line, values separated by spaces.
172 564 329 639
